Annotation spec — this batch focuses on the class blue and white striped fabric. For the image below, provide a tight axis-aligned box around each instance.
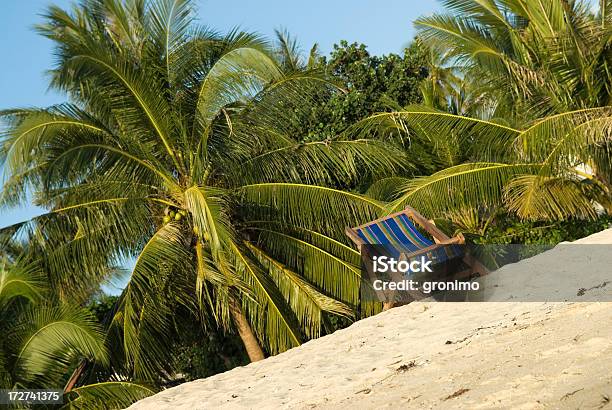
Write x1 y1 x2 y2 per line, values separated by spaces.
356 213 462 264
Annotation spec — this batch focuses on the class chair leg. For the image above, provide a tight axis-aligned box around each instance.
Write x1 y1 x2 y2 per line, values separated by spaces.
463 254 489 278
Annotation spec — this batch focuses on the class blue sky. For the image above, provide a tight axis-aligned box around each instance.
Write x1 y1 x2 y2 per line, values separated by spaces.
0 0 440 230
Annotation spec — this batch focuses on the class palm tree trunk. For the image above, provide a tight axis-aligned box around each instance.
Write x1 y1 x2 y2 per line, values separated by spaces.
64 360 86 392
230 301 265 362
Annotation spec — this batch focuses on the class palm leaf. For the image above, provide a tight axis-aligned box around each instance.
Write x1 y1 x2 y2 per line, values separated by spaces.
62 381 155 410
117 221 190 381
233 139 407 186
387 162 543 215
247 243 353 339
238 183 385 238
148 0 194 85
229 241 303 354
0 106 109 177
517 107 612 167
194 45 282 138
346 107 521 163
366 177 414 202
10 305 108 387
54 40 180 168
251 226 361 306
0 263 44 308
505 174 600 220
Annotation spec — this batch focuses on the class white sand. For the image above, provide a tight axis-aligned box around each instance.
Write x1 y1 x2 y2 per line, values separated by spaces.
129 230 612 409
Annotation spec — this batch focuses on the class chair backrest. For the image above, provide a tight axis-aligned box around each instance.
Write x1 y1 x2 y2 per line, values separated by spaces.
354 212 434 253
346 207 464 262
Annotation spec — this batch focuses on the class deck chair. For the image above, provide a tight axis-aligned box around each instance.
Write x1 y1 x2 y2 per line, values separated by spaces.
345 206 488 308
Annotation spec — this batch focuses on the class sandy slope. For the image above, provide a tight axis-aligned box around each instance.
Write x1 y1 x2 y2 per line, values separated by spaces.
129 230 612 410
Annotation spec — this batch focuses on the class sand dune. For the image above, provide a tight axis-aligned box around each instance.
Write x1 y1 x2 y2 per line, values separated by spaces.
129 230 612 409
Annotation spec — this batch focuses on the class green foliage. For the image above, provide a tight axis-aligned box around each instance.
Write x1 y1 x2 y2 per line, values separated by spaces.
0 0 404 384
0 263 106 391
171 324 248 381
287 40 429 141
62 382 155 410
86 294 119 324
85 294 248 383
475 215 612 245
3 0 611 398
354 0 612 239
415 0 612 120
0 261 151 408
357 105 612 223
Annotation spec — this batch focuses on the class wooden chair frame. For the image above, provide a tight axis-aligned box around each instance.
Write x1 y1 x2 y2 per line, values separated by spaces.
345 206 488 307
345 206 465 250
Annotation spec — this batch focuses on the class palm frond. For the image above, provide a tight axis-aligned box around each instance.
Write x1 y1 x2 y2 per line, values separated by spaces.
0 105 109 178
229 241 303 354
52 39 180 168
238 183 385 238
117 221 190 381
183 185 232 254
366 177 413 202
505 174 601 220
62 381 155 410
208 70 342 169
232 139 408 186
0 199 153 304
602 0 612 27
415 13 506 69
250 226 361 306
274 28 303 72
388 162 543 215
10 305 108 387
345 107 521 163
517 107 612 167
193 45 282 140
247 243 353 340
0 263 44 309
148 0 194 85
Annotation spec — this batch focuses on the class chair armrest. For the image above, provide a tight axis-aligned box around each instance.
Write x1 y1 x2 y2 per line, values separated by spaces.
399 237 464 262
404 206 452 243
345 227 365 249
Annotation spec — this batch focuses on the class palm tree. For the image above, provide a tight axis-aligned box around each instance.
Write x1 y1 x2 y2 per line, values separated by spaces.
0 260 154 408
420 54 495 119
353 106 612 225
419 46 462 112
0 0 400 381
415 0 612 120
273 28 322 72
353 0 612 227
